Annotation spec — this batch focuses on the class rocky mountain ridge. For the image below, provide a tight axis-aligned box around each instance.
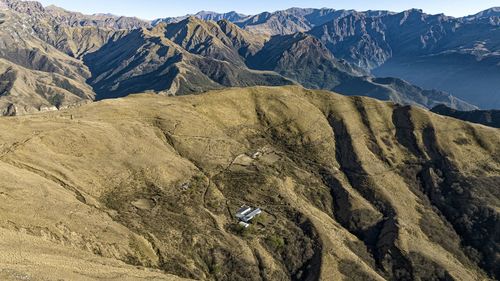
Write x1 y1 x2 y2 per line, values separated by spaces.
0 1 477 115
158 7 500 109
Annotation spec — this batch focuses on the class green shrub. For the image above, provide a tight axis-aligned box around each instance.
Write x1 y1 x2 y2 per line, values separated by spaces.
48 93 64 108
267 234 285 250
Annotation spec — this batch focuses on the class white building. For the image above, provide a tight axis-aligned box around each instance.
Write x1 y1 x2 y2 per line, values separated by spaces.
235 206 252 219
235 206 262 223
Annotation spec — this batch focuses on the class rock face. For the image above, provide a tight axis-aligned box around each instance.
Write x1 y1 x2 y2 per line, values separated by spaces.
0 86 498 280
154 10 248 25
431 104 500 128
159 7 500 109
83 19 293 100
248 33 476 110
83 17 474 110
154 8 393 36
3 0 149 29
465 7 500 20
0 1 479 115
0 0 148 114
306 9 500 108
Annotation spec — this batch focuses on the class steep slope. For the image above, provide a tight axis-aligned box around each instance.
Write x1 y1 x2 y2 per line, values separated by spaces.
85 19 474 109
0 59 93 115
248 33 475 110
0 7 97 114
0 2 488 114
37 25 130 59
307 9 500 108
465 7 500 20
2 0 136 58
240 9 390 36
155 15 477 110
4 0 149 29
308 13 391 69
0 9 90 78
156 8 392 36
154 10 248 25
0 86 498 280
161 17 264 65
0 0 149 115
0 1 287 110
431 104 500 128
84 24 292 99
44 5 149 29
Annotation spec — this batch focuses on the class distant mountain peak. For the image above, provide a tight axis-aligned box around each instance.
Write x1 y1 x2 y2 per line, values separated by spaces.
2 0 45 14
468 7 500 19
153 10 248 26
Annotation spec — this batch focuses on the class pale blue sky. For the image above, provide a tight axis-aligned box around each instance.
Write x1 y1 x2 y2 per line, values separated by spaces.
37 0 500 20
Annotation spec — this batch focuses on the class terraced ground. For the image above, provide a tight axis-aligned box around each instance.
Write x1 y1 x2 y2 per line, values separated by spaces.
0 86 498 280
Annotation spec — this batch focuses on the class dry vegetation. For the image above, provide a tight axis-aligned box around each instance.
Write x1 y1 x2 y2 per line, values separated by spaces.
0 86 498 280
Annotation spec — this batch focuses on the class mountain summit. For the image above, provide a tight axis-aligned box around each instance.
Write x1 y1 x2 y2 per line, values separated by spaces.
0 1 478 115
155 6 500 109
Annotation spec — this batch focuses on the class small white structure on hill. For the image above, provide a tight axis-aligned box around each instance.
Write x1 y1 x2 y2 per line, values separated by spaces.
239 221 250 228
236 206 252 219
235 205 262 223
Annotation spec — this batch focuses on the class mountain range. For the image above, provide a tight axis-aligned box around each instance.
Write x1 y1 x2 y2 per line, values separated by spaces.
158 7 500 109
3 0 499 115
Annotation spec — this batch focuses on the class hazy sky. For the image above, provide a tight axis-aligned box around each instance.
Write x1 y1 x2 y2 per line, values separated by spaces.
37 0 499 20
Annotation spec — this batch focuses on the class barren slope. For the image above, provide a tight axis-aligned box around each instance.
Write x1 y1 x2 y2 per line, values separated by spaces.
84 21 293 99
0 86 498 280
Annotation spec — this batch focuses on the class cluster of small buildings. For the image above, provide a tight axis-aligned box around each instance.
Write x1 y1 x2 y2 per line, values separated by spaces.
235 205 262 228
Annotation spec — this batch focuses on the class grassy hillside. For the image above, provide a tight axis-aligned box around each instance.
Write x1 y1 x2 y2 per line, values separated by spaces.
0 86 498 280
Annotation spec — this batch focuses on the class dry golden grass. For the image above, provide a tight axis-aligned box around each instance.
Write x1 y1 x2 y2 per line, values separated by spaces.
0 86 498 280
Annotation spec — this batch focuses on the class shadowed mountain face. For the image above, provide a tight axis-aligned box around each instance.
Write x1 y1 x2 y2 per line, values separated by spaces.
247 33 475 110
160 7 500 109
83 19 474 109
0 1 479 115
431 104 500 128
306 9 500 108
83 19 293 100
0 86 498 280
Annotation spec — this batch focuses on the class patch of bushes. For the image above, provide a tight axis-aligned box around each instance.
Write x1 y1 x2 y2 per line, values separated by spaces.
267 234 285 250
230 223 255 238
48 93 65 108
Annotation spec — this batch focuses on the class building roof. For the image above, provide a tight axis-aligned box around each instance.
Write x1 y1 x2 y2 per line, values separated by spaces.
241 208 262 222
235 206 252 218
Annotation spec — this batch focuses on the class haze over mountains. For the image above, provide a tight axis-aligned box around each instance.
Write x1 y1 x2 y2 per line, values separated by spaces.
158 7 500 109
2 0 499 115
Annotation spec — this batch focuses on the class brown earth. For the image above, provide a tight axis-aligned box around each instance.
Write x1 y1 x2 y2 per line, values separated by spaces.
0 86 498 280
